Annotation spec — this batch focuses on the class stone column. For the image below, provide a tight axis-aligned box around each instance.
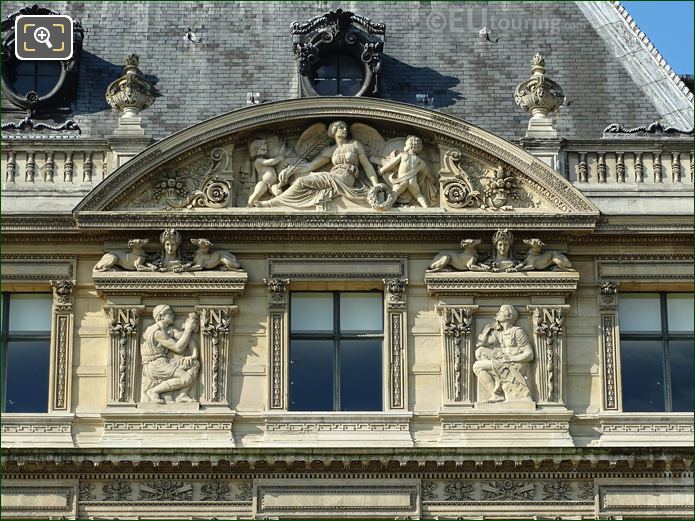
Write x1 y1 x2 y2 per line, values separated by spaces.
50 280 76 411
436 305 478 407
265 278 289 410
527 305 569 407
196 305 238 406
384 278 408 410
104 306 144 407
598 280 620 411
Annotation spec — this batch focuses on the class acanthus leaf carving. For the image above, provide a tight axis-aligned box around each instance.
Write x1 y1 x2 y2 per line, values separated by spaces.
51 279 75 312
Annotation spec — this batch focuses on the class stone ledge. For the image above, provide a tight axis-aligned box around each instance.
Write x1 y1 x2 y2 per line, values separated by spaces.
438 411 574 447
425 271 580 297
100 411 236 448
598 413 694 446
258 412 414 448
93 270 248 296
1 414 75 448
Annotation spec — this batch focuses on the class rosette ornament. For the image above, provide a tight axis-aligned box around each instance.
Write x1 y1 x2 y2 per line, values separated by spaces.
514 54 564 138
105 54 157 117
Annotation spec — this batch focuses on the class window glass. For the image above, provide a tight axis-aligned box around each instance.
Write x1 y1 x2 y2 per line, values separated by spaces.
340 293 383 332
618 293 661 332
290 293 333 332
669 339 694 412
289 339 334 411
9 294 53 333
339 339 382 411
12 61 61 97
4 340 51 413
289 291 383 412
620 340 665 412
667 294 694 333
313 52 364 96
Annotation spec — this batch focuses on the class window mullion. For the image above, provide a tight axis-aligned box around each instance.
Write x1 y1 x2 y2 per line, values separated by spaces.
661 293 673 412
334 292 340 411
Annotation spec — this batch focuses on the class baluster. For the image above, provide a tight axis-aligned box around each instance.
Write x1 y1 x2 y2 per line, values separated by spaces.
578 153 588 182
653 153 662 183
25 152 36 182
64 152 74 182
672 152 681 183
43 151 55 182
597 153 606 183
634 153 643 183
616 153 625 183
6 151 17 183
83 152 93 182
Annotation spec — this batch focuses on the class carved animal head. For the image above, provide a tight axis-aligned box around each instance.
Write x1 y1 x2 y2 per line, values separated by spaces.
460 238 482 250
191 238 213 251
523 238 545 252
128 239 149 250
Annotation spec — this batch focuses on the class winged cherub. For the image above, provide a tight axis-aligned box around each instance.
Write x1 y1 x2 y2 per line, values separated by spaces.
377 135 434 208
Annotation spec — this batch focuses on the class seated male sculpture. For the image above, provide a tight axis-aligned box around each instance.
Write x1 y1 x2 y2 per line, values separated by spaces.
473 305 534 403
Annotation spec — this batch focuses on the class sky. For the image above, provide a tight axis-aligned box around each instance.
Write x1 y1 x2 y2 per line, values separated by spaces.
621 1 694 74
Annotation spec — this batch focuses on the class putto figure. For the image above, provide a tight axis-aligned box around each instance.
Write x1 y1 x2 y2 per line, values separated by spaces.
473 305 534 403
378 135 434 208
141 305 200 404
246 137 286 207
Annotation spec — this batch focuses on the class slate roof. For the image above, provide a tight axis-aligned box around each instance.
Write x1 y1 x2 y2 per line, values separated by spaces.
1 1 692 141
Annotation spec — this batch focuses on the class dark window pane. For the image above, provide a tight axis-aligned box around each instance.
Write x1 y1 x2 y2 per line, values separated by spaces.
289 339 334 411
313 53 364 96
314 78 338 96
621 340 666 412
340 339 382 411
11 61 60 97
669 339 694 412
4 340 50 413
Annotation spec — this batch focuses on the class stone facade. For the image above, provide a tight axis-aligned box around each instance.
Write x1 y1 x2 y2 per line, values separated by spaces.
1 2 693 519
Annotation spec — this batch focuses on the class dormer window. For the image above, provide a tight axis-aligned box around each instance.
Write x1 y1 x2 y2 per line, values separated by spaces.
291 9 385 98
1 5 84 115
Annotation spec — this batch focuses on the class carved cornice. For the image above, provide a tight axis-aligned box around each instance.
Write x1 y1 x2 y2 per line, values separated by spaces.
425 271 580 297
93 271 248 297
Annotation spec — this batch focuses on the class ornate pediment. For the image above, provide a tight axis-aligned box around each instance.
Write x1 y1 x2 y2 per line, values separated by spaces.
74 98 598 231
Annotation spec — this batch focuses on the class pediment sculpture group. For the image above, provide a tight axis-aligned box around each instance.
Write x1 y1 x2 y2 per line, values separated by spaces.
94 228 573 406
246 120 435 211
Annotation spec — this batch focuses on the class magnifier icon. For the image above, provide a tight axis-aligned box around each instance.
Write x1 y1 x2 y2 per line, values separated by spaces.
33 26 53 49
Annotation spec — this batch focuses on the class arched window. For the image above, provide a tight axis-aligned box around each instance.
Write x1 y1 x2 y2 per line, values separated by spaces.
313 53 365 97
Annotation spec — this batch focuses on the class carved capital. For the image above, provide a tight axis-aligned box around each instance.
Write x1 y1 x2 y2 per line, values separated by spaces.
384 278 407 311
50 279 75 312
265 278 290 309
